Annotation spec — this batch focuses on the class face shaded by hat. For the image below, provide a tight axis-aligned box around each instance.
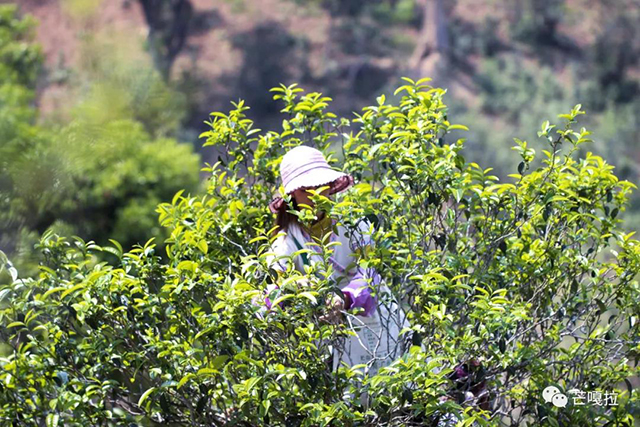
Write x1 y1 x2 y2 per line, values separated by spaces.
269 145 354 214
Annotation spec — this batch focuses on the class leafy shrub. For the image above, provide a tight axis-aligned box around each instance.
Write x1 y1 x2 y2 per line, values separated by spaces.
0 4 42 88
476 56 566 121
510 0 564 47
57 119 200 246
587 4 640 107
457 53 640 228
74 33 189 138
0 6 200 276
1 78 639 426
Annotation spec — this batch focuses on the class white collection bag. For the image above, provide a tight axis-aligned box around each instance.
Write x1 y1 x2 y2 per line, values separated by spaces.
332 284 410 377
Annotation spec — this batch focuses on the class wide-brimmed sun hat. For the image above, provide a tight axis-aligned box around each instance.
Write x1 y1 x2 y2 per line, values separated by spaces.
268 145 354 214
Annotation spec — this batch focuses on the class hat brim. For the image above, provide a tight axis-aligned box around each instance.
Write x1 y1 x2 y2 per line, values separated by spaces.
269 172 354 214
284 168 351 195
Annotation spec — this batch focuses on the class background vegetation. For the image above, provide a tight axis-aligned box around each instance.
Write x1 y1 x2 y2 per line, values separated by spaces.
0 0 638 425
1 77 639 426
1 0 637 269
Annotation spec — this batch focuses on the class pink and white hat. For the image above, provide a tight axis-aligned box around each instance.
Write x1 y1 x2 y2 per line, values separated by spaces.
268 145 354 213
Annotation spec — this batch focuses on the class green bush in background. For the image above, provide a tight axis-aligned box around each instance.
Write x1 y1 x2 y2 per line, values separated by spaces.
450 51 640 235
0 5 200 277
1 78 638 426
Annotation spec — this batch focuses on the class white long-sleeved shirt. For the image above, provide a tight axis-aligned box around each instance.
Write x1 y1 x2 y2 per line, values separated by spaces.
263 218 380 316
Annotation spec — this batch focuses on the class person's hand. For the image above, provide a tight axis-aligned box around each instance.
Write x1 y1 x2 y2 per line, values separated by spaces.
319 294 345 324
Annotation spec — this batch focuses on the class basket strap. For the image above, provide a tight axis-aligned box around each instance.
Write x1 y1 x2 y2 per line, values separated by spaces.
291 234 310 267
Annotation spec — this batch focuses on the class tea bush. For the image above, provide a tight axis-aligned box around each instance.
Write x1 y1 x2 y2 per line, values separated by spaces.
1 78 639 426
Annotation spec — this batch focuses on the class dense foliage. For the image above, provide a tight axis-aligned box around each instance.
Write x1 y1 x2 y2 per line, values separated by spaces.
0 5 200 276
1 77 639 426
445 1 640 230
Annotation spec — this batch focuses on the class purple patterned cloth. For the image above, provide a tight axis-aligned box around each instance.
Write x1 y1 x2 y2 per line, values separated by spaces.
263 284 280 310
340 267 380 316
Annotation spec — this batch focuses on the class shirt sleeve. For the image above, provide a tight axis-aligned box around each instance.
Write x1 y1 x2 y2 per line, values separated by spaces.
265 233 291 273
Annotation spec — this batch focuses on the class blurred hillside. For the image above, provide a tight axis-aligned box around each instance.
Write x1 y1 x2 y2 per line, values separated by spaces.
2 0 639 263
